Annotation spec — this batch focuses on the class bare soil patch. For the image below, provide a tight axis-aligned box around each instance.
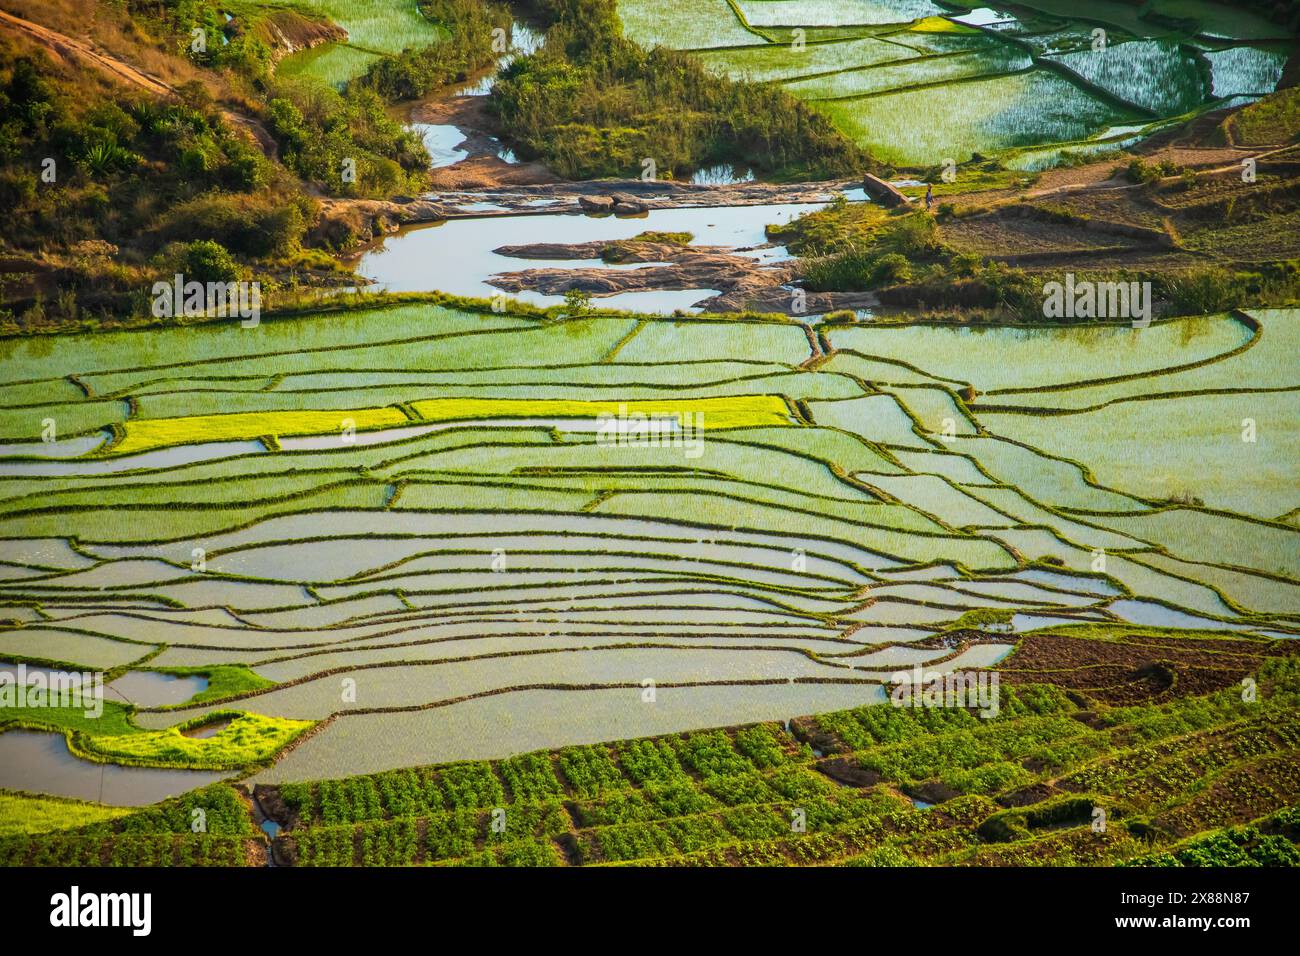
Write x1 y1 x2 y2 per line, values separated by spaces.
999 631 1290 705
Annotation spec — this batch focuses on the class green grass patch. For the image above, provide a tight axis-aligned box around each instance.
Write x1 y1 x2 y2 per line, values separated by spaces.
0 790 131 838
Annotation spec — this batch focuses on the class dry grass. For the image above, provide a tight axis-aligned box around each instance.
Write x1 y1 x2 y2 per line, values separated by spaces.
0 0 248 105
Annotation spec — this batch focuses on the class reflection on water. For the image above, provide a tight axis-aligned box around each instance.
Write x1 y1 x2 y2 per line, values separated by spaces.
691 164 756 186
355 201 829 312
1106 599 1254 632
0 433 105 460
952 7 1017 27
107 670 208 707
457 21 545 95
0 440 265 477
410 123 468 168
0 730 225 806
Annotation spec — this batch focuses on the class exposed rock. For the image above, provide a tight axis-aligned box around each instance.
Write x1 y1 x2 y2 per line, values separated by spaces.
313 197 446 249
487 238 794 307
608 192 648 214
490 251 788 297
488 238 888 315
578 195 616 213
495 239 690 262
862 173 911 208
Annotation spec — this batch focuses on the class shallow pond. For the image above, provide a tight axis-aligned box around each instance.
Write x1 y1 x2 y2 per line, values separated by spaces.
353 201 833 312
181 718 231 739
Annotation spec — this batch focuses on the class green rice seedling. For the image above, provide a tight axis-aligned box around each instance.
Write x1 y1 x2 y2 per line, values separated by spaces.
617 0 760 49
816 69 1132 165
734 0 944 28
1046 39 1206 115
558 745 628 798
1203 45 1287 98
497 752 565 802
783 48 1031 100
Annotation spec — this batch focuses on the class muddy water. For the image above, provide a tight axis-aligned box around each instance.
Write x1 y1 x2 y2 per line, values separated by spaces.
182 718 231 739
354 201 830 312
0 730 225 806
0 439 265 477
1105 599 1256 632
107 670 207 707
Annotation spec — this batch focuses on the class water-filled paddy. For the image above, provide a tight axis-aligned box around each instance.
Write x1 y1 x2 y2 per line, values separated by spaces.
0 731 225 805
615 0 1286 166
2 295 1295 790
252 682 889 780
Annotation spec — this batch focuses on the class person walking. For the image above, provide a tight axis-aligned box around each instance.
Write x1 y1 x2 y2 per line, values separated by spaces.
925 182 934 211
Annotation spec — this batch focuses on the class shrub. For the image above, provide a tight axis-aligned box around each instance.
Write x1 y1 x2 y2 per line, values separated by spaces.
159 193 308 259
870 252 912 285
562 288 593 314
1160 266 1242 314
182 240 240 283
356 0 510 101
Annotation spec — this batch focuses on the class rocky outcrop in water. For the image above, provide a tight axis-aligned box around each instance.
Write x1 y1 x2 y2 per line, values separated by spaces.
313 197 447 249
487 238 881 316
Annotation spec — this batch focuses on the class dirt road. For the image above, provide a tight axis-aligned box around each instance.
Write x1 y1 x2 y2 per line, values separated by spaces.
0 8 277 156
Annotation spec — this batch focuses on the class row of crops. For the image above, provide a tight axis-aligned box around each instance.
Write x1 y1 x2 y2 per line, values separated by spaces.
7 639 1298 864
616 0 1290 165
21 653 1280 866
0 302 1295 786
0 784 260 866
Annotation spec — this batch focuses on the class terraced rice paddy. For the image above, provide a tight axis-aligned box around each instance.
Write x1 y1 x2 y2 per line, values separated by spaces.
618 0 1288 165
268 0 449 87
12 652 1299 866
0 301 1296 806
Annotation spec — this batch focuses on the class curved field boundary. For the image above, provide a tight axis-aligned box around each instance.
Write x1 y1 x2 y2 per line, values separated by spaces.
89 395 795 458
803 62 1038 102
722 0 777 43
143 675 896 730
971 383 1300 416
760 47 974 87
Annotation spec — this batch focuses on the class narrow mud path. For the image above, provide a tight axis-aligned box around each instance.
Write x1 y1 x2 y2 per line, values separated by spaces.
0 8 277 157
0 8 171 95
